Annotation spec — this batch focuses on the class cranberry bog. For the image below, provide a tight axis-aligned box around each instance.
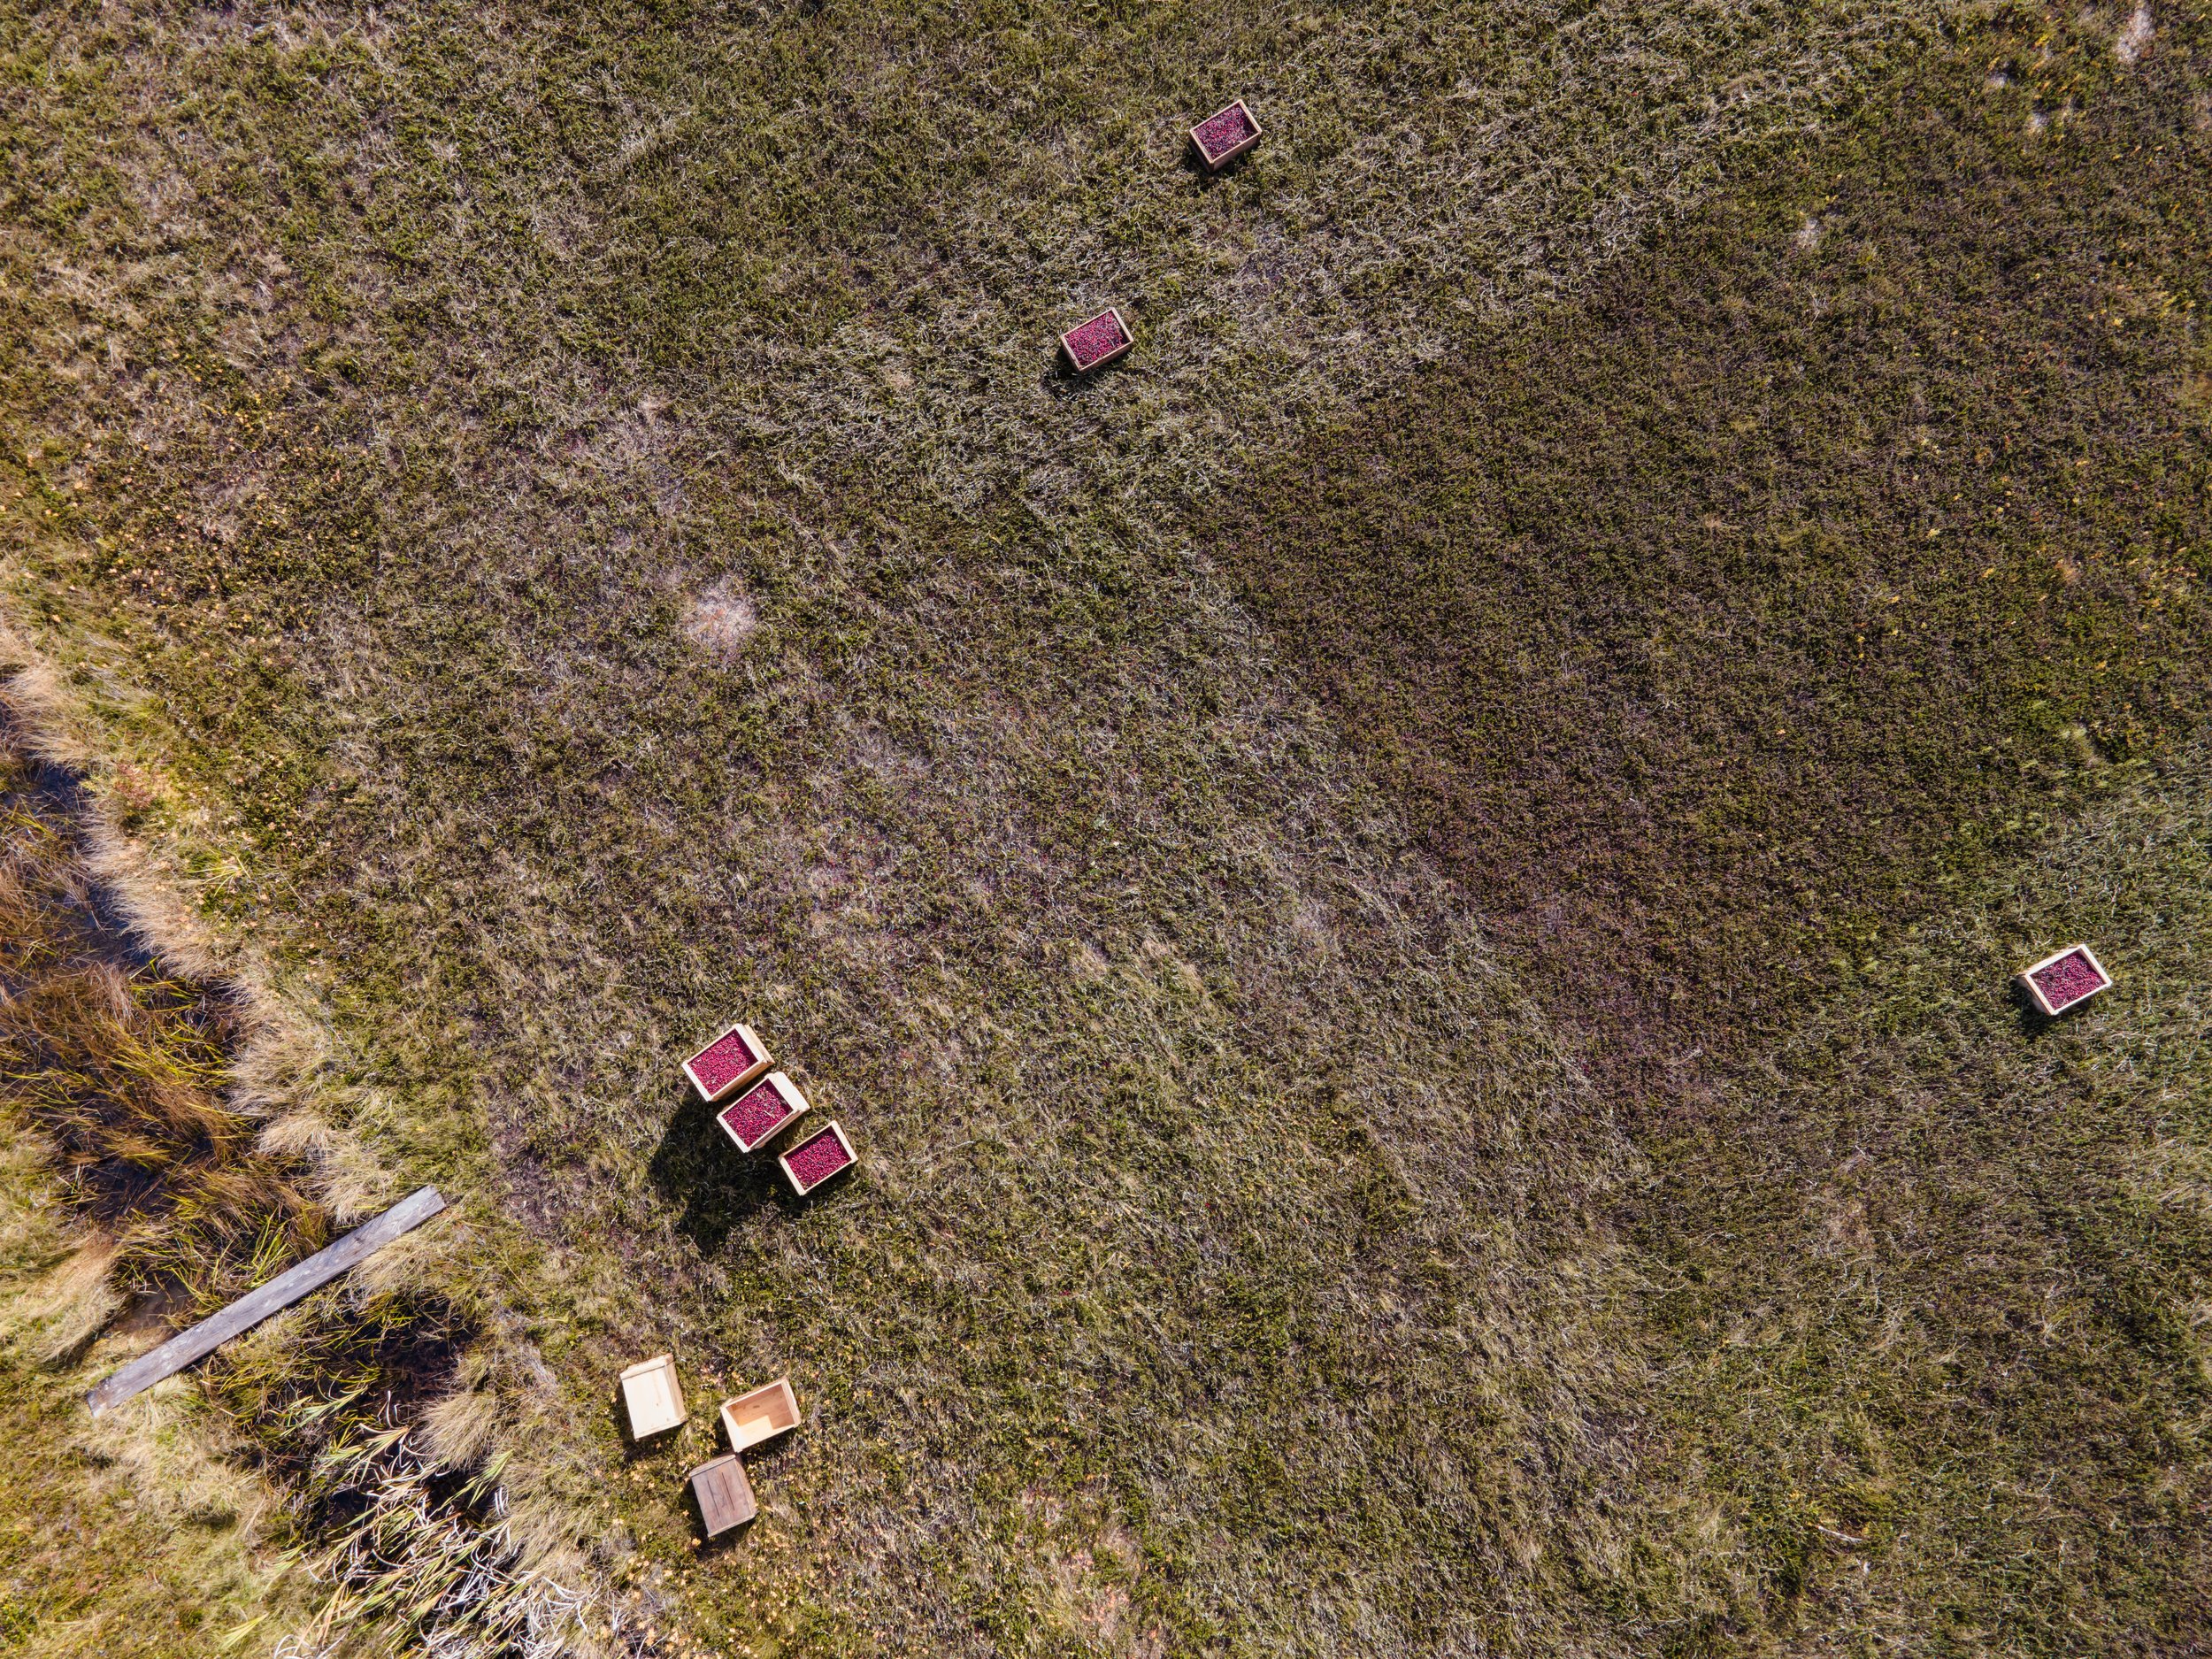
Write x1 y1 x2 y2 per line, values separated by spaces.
14 6 2212 1659
1189 99 1261 170
716 1070 810 1153
2017 944 2113 1017
682 1020 772 1103
778 1121 858 1195
1058 308 1133 373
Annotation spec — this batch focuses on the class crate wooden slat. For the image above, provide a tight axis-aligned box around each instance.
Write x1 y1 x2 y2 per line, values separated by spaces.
689 1454 758 1537
719 1377 801 1454
620 1354 687 1440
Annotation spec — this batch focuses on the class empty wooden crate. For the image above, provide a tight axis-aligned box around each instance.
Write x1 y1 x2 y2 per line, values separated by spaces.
719 1377 801 1453
688 1454 757 1537
681 1021 773 1104
619 1354 687 1440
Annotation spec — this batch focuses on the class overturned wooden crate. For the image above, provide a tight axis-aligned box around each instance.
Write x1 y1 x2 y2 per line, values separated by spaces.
682 1021 773 1104
688 1454 758 1538
619 1354 687 1440
1189 98 1262 170
2016 943 2113 1017
779 1121 857 1196
717 1071 810 1155
720 1377 801 1454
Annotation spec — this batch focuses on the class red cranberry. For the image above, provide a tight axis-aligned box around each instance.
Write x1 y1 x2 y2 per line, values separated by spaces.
786 1128 854 1188
2030 950 2108 1010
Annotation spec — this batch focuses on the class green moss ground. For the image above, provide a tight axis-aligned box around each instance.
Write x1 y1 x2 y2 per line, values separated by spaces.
1 0 2208 1655
1203 11 2212 1048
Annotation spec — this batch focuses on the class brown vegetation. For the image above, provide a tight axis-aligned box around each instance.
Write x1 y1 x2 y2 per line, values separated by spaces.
0 710 590 1656
0 708 322 1320
0 1 2207 1655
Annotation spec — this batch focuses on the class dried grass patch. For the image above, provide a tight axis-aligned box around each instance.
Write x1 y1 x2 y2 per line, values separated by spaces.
681 582 760 663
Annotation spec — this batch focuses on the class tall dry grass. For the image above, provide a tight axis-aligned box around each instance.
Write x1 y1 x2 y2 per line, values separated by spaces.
268 1393 586 1659
0 718 590 1658
0 741 323 1317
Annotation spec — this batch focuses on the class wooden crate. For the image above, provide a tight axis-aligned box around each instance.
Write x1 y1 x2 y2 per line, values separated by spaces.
688 1454 758 1538
778 1120 858 1196
2016 943 2113 1017
619 1354 687 1440
717 1071 810 1155
1189 98 1262 170
1059 309 1133 373
681 1021 772 1104
719 1377 801 1454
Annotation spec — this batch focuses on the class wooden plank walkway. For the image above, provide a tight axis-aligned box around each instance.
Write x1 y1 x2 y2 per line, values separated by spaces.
85 1186 449 1415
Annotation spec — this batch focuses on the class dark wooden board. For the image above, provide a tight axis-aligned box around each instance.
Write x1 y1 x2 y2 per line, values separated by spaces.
85 1186 449 1415
690 1455 757 1536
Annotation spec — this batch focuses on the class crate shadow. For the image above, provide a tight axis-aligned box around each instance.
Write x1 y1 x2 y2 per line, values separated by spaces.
647 1087 800 1251
1181 143 1253 184
2008 979 2061 1037
610 1389 684 1465
1041 350 1131 400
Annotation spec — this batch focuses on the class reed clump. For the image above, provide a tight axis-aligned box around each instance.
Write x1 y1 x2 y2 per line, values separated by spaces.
265 1389 584 1659
0 754 324 1315
0 726 581 1656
